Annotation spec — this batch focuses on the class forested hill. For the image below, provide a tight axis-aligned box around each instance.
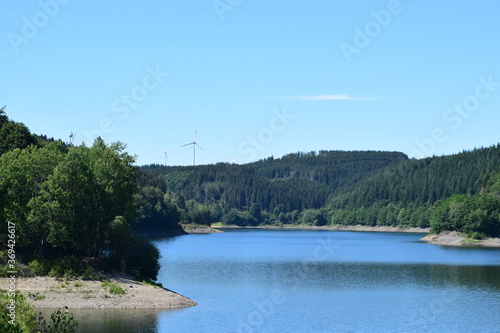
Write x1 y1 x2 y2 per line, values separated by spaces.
140 145 500 237
140 150 408 213
327 145 500 228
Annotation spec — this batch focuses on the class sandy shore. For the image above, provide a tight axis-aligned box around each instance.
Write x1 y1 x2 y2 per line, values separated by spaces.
214 225 500 247
420 231 500 248
182 223 224 234
213 224 430 234
1 274 197 309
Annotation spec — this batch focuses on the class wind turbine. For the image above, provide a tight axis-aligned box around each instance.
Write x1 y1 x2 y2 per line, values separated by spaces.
182 129 204 166
68 130 76 145
161 150 169 166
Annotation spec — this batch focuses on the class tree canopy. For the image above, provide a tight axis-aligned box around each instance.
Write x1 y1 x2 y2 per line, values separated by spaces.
0 111 161 280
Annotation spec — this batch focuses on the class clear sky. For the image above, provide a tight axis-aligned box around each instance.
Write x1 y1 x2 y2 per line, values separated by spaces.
2 0 500 166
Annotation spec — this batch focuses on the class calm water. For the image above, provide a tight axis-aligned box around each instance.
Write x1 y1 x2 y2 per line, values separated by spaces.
72 229 500 332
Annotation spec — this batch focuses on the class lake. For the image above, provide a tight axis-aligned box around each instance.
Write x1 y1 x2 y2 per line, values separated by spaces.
72 229 500 332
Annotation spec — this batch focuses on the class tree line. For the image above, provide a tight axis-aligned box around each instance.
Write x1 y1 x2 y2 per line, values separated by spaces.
140 140 500 237
139 150 408 227
0 108 159 281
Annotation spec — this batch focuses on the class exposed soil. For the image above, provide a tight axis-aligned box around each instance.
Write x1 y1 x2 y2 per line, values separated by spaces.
1 273 197 309
420 231 500 248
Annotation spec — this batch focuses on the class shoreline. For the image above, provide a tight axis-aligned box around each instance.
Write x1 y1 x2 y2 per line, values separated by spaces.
1 273 197 309
420 231 500 248
213 224 500 248
212 224 431 234
182 223 224 234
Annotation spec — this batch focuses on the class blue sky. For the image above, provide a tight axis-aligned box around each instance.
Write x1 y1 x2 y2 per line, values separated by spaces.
1 0 500 166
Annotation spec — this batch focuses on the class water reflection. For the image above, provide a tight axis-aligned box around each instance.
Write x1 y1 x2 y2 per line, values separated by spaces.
41 231 500 332
36 308 161 333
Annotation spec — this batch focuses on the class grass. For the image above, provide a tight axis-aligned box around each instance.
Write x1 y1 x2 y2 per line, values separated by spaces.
461 238 481 244
101 280 126 295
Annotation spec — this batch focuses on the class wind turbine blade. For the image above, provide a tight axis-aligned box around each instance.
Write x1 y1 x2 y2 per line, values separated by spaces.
193 129 198 142
181 142 194 147
195 143 204 151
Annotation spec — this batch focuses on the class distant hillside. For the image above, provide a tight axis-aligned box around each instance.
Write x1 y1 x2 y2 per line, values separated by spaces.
2 107 498 236
327 145 500 228
140 145 500 236
140 150 408 213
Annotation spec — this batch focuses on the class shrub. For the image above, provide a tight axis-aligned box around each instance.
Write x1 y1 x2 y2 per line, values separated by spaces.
29 260 51 276
101 281 126 295
0 291 37 333
108 284 126 295
29 256 92 278
36 307 78 333
469 231 485 240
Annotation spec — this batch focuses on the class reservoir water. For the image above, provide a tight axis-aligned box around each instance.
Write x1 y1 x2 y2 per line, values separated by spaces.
73 229 500 332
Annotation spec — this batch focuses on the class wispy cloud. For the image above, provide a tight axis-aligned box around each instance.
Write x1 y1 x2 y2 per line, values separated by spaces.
263 94 391 101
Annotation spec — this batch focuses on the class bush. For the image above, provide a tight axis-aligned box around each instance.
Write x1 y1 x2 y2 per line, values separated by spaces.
469 231 485 240
29 260 51 276
0 291 37 333
101 281 126 295
108 237 161 281
109 285 126 295
29 256 92 278
36 307 78 333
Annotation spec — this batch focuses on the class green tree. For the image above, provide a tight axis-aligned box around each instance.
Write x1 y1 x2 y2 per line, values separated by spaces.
0 121 37 156
0 142 67 251
26 139 138 257
133 186 182 234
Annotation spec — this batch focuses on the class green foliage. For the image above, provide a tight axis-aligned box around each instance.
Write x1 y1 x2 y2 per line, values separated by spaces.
109 285 126 295
106 235 161 281
327 145 500 231
0 142 67 248
28 260 51 276
184 199 212 226
140 150 408 222
330 146 500 208
0 291 78 333
0 111 161 281
29 256 92 278
0 120 38 156
24 139 139 256
142 279 164 288
101 281 126 295
133 186 183 235
0 291 37 333
139 146 500 235
430 175 500 237
301 209 327 226
121 237 161 280
35 307 78 333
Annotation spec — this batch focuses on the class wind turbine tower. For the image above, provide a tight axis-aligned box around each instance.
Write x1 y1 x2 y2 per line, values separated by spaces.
182 130 204 166
68 131 76 146
161 150 168 166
